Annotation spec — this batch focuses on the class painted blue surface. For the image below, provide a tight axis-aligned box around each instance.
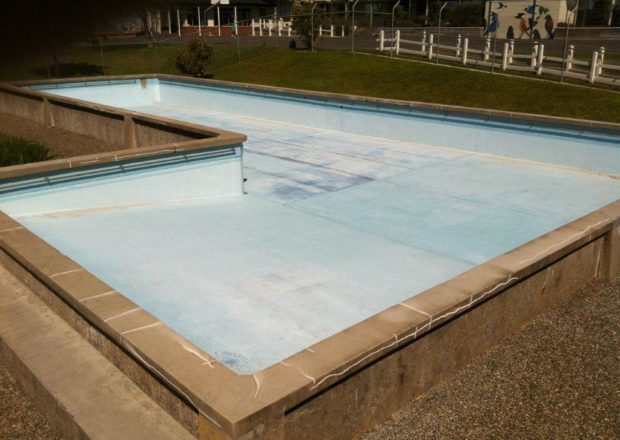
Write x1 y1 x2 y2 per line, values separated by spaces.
4 79 619 374
33 78 620 175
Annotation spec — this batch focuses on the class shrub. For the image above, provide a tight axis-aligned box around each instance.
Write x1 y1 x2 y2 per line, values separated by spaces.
176 39 214 78
0 134 51 167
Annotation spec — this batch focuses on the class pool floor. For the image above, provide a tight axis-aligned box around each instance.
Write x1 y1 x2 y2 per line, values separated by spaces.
11 102 620 374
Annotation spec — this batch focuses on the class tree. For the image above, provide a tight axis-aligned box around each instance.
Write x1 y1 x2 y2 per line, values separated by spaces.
292 2 329 49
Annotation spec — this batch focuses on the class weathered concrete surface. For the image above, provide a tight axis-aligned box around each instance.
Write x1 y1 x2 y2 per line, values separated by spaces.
3 276 617 439
363 276 620 440
0 264 195 440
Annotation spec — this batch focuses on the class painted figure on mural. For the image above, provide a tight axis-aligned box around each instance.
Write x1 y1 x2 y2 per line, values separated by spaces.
484 12 499 37
544 14 555 39
515 12 530 38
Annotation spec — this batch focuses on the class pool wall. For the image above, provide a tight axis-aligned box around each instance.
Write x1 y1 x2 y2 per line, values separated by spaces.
0 75 619 440
25 74 620 176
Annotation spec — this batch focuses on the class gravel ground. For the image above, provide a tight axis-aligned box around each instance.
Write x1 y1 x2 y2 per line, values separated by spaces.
363 277 620 440
0 112 121 159
1 277 617 439
0 365 60 439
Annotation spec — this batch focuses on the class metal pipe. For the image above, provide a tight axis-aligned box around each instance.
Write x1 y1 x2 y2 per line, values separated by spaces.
351 0 360 52
560 0 579 83
391 0 401 58
311 2 319 52
436 2 447 64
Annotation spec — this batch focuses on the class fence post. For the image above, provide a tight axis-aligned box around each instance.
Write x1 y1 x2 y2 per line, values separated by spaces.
536 44 544 75
288 25 291 37
456 33 461 57
509 39 514 64
462 37 468 65
259 20 263 36
502 42 509 71
567 45 574 71
342 25 345 37
428 33 434 60
395 30 400 55
319 25 323 37
421 30 427 54
251 19 255 36
330 25 334 37
598 46 605 75
484 36 491 61
590 51 599 83
379 29 385 52
278 20 282 37
531 44 538 69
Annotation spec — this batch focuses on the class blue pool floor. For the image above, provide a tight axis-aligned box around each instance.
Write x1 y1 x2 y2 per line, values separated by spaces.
14 102 620 374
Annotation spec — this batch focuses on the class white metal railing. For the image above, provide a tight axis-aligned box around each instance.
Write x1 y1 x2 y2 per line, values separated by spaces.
377 30 619 87
251 18 293 37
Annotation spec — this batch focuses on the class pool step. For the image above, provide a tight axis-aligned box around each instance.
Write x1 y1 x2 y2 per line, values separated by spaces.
0 264 195 440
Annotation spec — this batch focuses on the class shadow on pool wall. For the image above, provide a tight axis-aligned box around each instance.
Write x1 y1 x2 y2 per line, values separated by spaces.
0 75 618 440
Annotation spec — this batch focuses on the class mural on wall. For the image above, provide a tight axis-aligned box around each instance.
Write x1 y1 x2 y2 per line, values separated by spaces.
484 0 567 40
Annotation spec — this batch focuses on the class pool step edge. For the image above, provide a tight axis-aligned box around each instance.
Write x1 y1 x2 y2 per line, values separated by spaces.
0 264 195 440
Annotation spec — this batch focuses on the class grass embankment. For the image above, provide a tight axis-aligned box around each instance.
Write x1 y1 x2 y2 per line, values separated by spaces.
1 44 618 123
0 134 51 166
212 50 620 123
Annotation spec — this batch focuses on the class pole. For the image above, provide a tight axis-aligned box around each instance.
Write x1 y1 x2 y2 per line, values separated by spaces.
436 2 447 64
311 2 319 52
235 6 240 62
352 0 360 52
530 0 537 40
198 5 202 36
217 6 221 36
167 10 172 34
391 0 401 58
560 0 578 83
177 9 181 37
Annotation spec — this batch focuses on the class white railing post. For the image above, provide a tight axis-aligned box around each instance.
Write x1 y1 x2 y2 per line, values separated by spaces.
251 19 255 36
567 45 574 71
531 44 538 69
288 25 291 37
536 44 544 75
509 39 514 64
379 29 385 52
456 33 462 57
421 30 427 54
342 25 345 37
278 20 282 37
428 33 434 60
330 25 334 37
590 51 599 83
462 37 468 65
259 19 263 36
395 30 400 55
502 42 509 71
598 46 605 75
484 36 491 61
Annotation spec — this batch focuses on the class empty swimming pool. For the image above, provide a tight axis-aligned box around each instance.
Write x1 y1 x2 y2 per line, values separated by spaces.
1 75 619 439
2 77 619 375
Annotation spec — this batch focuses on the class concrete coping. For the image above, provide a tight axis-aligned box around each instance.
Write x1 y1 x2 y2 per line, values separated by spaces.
0 201 617 437
0 81 247 181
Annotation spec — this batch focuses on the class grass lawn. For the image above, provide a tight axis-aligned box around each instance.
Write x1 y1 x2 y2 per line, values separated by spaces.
0 134 51 167
211 50 620 123
1 44 618 123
